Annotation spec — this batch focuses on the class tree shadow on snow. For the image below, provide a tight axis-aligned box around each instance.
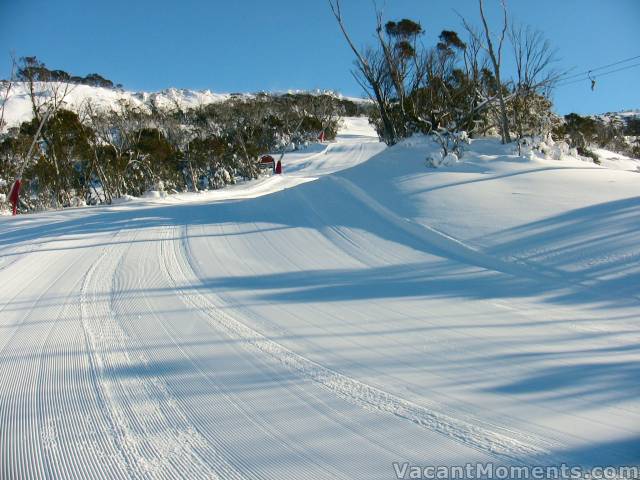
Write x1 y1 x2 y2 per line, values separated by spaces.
1 166 639 313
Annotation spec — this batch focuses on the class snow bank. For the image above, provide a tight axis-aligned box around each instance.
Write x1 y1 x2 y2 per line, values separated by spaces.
592 147 640 171
142 190 169 200
110 194 137 204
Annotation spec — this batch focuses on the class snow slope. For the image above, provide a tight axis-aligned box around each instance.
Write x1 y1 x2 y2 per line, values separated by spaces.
0 82 369 131
0 82 233 130
1 117 639 479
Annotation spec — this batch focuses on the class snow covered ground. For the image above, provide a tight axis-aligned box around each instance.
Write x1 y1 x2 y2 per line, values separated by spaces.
1 117 639 479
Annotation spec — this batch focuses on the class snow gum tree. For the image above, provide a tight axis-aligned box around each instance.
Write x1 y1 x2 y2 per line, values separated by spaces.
328 0 558 152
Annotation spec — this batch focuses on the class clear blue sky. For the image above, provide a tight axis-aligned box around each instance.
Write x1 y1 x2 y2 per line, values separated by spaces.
1 0 638 115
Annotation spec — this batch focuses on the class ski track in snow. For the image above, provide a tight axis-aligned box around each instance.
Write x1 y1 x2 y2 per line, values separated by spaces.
162 221 558 464
79 229 231 479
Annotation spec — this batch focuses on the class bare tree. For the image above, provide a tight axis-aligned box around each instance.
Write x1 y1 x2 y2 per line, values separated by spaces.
459 26 489 135
0 55 17 134
509 22 558 148
477 0 511 143
510 22 557 93
328 0 397 144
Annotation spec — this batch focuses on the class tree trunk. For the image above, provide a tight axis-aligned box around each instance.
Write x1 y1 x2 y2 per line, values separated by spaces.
479 0 512 144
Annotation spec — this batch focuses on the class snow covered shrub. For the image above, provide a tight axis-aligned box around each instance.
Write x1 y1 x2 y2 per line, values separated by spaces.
577 146 600 164
142 190 168 199
518 135 602 165
553 112 639 162
509 92 557 145
69 196 87 207
515 136 535 156
426 151 459 168
523 136 571 160
426 128 468 167
553 113 597 151
211 168 232 189
0 179 7 208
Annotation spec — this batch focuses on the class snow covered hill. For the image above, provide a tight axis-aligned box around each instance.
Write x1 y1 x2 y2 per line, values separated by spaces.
0 81 368 131
1 118 639 479
1 83 225 128
596 109 640 123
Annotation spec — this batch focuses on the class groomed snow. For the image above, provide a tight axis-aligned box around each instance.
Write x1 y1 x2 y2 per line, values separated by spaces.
1 117 639 479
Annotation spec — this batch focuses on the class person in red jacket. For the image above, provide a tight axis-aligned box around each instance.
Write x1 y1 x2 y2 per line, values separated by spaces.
8 179 21 216
275 160 282 174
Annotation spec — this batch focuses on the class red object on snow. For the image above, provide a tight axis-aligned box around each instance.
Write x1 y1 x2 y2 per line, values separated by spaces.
275 160 282 174
260 155 276 173
8 179 21 216
318 131 326 142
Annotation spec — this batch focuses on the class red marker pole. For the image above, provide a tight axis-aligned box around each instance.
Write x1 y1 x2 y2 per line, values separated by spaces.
8 179 21 216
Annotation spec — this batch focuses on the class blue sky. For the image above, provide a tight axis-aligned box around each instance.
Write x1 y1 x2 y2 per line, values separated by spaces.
1 0 638 115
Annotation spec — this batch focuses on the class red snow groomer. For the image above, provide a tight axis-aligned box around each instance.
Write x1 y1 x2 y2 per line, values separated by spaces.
259 155 275 173
259 155 283 175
